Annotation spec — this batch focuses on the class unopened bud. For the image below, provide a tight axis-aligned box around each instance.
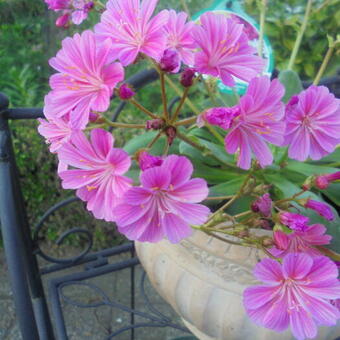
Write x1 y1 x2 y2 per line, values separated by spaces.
180 67 196 87
302 176 314 191
165 126 177 145
118 84 135 100
89 111 99 123
160 49 180 73
56 13 70 27
145 119 165 130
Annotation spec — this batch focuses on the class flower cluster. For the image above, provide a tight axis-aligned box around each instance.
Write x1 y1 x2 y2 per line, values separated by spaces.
39 1 340 339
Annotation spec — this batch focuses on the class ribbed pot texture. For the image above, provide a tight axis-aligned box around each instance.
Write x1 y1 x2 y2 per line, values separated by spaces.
135 230 340 340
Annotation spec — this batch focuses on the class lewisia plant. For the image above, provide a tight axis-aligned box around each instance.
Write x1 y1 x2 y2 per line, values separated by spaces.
41 0 340 339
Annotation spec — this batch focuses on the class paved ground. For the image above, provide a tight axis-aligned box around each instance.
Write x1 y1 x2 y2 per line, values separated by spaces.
0 250 194 340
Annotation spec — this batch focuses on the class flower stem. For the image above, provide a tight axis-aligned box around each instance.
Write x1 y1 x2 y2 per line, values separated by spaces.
160 72 169 121
205 195 234 201
176 131 238 170
287 0 313 70
175 116 197 126
102 116 145 129
203 78 219 106
147 131 163 149
179 0 191 19
207 172 254 222
313 39 339 85
129 98 159 119
234 210 253 219
170 87 190 123
257 0 267 58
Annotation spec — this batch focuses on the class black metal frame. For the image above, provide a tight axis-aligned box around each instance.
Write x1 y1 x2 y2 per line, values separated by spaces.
0 69 190 340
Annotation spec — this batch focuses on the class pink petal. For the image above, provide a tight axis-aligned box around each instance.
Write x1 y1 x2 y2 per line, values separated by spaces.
162 155 193 187
282 253 313 280
162 213 192 243
90 128 114 158
290 308 317 340
243 285 279 309
140 165 171 189
168 178 209 203
253 258 283 284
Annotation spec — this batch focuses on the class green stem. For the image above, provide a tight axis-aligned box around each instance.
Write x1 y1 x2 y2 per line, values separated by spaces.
175 116 197 126
147 131 163 149
313 42 338 85
234 210 253 219
287 0 313 70
207 172 254 222
179 0 191 18
205 195 234 201
176 131 238 170
102 117 145 129
258 0 267 58
170 87 190 123
203 78 219 106
160 72 169 121
129 98 158 119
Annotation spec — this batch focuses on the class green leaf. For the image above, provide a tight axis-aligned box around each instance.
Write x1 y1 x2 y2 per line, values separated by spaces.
179 141 219 166
286 160 338 176
192 163 238 184
278 70 303 103
209 177 246 197
324 183 340 206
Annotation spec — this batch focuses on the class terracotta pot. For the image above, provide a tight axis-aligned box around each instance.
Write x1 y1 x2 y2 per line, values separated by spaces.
135 230 340 340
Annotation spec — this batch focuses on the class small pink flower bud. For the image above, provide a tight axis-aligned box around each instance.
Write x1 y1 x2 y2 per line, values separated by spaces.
305 199 334 221
165 126 177 145
56 13 70 27
180 67 196 87
160 49 180 73
203 106 241 130
118 84 135 100
84 1 94 11
138 151 163 171
315 172 340 189
89 111 99 122
251 193 272 217
145 119 164 130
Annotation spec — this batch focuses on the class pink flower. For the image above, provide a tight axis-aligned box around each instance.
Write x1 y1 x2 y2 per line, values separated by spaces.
304 199 334 221
251 193 272 217
192 12 264 87
45 0 94 25
138 151 163 170
284 85 340 161
95 0 169 66
204 76 285 169
113 155 210 243
244 253 340 340
272 224 332 258
315 171 340 189
279 212 309 232
163 10 195 67
58 129 132 221
47 30 124 129
231 14 258 40
45 0 70 10
38 95 77 152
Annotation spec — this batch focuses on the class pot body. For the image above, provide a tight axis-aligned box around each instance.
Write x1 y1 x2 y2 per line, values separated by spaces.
135 230 339 340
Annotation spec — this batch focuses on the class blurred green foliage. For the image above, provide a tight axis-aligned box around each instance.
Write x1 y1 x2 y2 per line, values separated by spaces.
244 0 340 79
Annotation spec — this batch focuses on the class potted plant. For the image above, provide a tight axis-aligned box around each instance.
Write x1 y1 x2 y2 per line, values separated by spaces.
39 0 340 339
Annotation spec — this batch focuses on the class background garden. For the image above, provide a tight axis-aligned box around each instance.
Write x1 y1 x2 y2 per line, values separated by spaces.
0 0 339 251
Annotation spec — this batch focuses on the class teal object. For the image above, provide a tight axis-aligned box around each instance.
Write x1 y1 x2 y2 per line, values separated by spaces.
193 0 274 95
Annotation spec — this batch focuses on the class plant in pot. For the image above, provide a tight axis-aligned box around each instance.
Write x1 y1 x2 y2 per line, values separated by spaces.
39 0 340 339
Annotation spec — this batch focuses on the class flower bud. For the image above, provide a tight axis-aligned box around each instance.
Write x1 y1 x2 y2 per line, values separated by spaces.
159 49 180 73
304 199 334 221
315 171 340 190
165 126 177 145
279 212 309 231
89 111 99 122
84 1 94 11
56 13 70 27
180 67 196 87
118 84 135 100
251 193 272 217
145 119 164 130
138 151 163 171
